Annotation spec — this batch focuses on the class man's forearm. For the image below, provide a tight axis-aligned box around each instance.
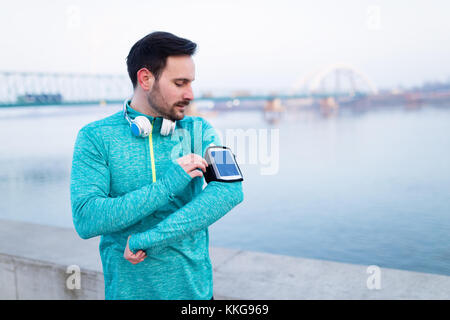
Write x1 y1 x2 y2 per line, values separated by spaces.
71 161 192 239
128 181 243 253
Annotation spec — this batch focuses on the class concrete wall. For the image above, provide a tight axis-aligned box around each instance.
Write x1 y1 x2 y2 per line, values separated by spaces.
0 219 449 300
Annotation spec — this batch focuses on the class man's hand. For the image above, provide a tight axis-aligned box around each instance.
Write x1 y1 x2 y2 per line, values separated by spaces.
124 236 147 265
177 153 208 179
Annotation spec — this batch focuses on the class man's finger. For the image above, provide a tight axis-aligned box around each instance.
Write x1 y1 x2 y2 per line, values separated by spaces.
196 155 208 168
189 170 203 179
186 162 206 173
181 154 207 166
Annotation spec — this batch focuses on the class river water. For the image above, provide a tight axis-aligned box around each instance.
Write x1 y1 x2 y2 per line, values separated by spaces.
0 103 449 276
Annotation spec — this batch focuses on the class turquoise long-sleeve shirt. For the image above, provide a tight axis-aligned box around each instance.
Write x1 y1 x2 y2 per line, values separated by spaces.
70 104 244 300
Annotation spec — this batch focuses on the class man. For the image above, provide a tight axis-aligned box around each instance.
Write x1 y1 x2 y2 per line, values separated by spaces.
70 31 244 300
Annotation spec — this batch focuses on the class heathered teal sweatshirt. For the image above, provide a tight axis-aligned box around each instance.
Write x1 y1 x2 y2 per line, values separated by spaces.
70 104 244 300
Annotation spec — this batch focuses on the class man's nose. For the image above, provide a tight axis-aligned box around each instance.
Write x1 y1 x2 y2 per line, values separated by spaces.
183 86 194 101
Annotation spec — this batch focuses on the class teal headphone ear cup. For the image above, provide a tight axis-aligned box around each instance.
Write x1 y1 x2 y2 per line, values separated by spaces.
131 116 152 137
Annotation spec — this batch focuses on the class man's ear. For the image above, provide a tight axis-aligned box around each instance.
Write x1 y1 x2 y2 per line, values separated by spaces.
136 68 155 91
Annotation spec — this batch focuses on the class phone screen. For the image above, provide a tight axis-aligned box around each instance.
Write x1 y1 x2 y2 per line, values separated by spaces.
211 150 240 177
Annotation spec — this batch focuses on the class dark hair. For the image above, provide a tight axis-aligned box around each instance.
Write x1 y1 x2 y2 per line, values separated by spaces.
126 31 197 88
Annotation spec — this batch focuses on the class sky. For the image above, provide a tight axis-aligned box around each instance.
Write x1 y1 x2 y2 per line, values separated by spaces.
1 0 449 94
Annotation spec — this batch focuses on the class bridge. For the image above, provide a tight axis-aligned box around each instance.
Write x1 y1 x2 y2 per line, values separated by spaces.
0 66 375 108
0 71 132 107
290 63 378 96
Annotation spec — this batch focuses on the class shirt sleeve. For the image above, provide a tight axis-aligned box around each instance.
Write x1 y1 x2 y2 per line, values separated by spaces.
70 126 192 240
128 118 244 254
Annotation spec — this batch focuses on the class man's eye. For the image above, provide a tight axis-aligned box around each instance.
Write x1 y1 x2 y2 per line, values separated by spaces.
175 83 183 87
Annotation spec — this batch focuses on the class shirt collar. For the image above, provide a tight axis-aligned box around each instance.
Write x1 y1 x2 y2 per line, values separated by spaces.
125 101 164 131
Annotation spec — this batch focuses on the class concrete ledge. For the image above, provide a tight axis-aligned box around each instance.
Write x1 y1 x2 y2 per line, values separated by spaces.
1 219 449 300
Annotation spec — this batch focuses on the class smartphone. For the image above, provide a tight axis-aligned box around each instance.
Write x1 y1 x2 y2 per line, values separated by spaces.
204 146 244 183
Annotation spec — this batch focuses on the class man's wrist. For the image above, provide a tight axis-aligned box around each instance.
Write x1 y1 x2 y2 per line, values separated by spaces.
128 234 139 254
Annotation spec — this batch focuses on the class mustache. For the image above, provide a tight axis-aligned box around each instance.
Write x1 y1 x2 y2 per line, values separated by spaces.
174 100 190 107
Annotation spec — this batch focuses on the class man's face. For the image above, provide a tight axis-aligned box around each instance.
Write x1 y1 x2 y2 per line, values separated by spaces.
146 55 195 121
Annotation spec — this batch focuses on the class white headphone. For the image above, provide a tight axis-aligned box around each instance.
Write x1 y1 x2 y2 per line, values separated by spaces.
123 99 176 137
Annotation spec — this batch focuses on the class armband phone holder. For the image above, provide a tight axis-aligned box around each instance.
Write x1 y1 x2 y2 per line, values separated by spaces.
204 146 244 183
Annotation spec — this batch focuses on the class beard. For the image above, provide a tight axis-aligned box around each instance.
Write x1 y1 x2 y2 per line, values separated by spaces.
147 82 189 121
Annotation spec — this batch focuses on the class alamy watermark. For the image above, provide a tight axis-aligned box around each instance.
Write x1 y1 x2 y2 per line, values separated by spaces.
66 5 81 30
221 128 280 176
169 125 280 176
66 265 81 290
366 5 382 31
366 265 381 290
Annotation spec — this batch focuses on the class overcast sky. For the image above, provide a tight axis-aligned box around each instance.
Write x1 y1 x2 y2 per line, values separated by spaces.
1 0 449 94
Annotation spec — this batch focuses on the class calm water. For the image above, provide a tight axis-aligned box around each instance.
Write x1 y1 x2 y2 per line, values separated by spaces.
0 103 449 276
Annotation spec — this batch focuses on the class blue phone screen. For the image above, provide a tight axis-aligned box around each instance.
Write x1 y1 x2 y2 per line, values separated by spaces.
211 150 240 176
